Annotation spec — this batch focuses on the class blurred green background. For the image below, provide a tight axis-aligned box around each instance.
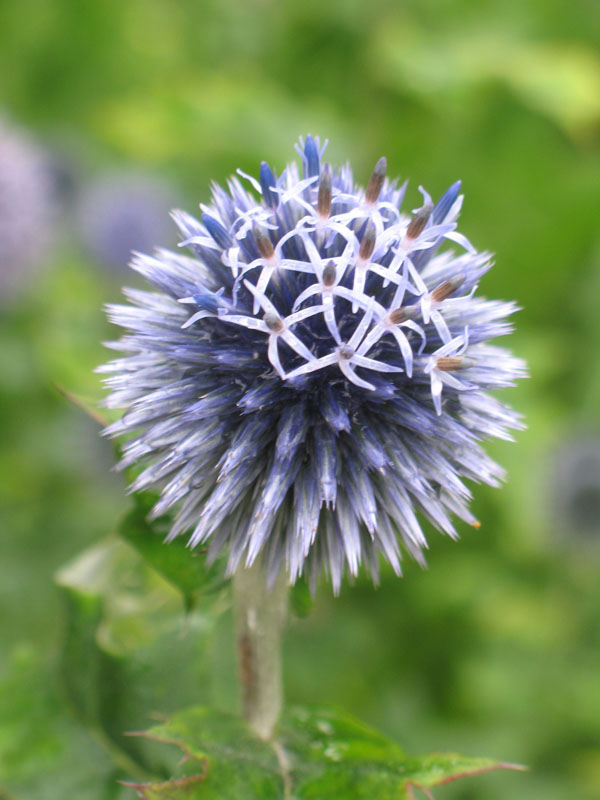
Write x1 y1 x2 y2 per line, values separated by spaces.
1 0 599 798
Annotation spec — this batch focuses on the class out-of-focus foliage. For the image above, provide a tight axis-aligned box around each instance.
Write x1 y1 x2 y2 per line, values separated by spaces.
118 492 228 613
121 706 521 799
0 0 599 798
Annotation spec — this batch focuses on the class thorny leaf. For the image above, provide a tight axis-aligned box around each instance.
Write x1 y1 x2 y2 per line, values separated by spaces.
122 706 524 799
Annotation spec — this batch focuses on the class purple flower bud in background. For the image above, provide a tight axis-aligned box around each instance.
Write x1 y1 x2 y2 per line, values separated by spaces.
99 137 526 592
0 117 54 302
550 435 600 539
78 173 176 272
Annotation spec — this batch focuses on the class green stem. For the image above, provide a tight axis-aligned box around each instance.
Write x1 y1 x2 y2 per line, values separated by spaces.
233 558 288 739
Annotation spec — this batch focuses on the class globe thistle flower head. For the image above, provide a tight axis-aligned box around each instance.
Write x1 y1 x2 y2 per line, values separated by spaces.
100 136 526 592
0 117 54 302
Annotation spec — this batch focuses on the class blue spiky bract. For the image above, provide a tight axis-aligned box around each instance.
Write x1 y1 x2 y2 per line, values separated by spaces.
99 136 526 593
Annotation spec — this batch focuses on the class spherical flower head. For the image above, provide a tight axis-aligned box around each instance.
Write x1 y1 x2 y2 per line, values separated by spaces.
0 117 54 302
100 136 526 592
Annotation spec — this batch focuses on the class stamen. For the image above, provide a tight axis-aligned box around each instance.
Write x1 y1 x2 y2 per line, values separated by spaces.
365 157 387 205
317 164 332 219
359 220 377 262
339 345 354 361
436 355 475 371
406 202 433 241
252 223 275 261
264 313 284 333
322 260 337 287
430 274 465 303
388 307 410 325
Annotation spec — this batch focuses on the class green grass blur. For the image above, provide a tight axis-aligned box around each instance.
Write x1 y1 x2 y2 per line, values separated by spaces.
1 0 599 798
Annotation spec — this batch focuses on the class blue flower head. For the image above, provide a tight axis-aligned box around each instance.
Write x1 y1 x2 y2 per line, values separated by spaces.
100 136 526 592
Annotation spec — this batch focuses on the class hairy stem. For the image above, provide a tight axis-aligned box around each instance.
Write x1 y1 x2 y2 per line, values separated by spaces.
233 559 288 739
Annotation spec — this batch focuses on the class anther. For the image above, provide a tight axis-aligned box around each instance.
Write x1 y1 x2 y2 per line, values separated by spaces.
322 260 337 287
388 307 408 325
253 224 275 261
317 164 332 219
264 312 284 333
406 202 433 240
389 304 419 324
365 156 387 205
359 220 377 262
430 274 465 303
436 355 475 371
339 344 354 361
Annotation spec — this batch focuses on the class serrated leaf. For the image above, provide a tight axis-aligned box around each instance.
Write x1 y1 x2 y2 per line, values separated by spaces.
122 706 524 799
123 708 283 800
118 492 227 613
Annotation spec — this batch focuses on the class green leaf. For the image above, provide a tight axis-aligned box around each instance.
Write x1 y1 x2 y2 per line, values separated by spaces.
54 384 228 614
118 492 227 614
121 706 524 799
0 643 133 800
53 538 221 779
289 578 314 619
123 708 283 800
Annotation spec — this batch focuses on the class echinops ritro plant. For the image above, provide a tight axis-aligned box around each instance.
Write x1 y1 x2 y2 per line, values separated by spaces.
99 136 526 592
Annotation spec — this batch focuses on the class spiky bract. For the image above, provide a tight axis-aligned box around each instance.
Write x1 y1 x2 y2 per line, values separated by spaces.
100 136 525 591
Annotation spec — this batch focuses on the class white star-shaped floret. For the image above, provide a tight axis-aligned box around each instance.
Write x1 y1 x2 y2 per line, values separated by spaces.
290 235 375 343
329 157 404 238
267 165 356 254
221 245 244 279
383 187 475 293
232 225 316 312
419 274 477 344
354 299 426 378
346 220 410 312
424 330 475 415
276 174 320 211
232 204 278 242
285 302 403 390
219 281 322 379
